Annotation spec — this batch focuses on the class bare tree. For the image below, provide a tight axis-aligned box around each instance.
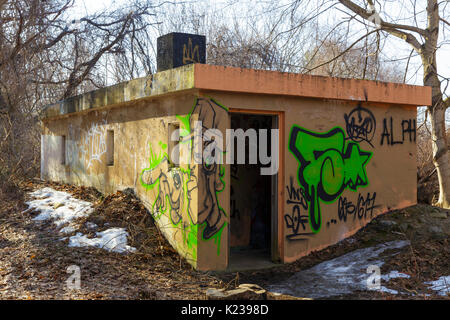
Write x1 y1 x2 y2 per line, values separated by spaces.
302 29 403 81
156 1 324 72
330 0 449 208
278 0 449 208
0 0 162 190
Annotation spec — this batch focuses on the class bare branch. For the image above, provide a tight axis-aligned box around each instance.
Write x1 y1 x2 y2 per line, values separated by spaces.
338 0 423 52
303 28 380 74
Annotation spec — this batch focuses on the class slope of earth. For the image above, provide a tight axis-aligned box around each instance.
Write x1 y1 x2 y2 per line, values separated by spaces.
0 180 223 299
217 205 450 300
0 179 448 300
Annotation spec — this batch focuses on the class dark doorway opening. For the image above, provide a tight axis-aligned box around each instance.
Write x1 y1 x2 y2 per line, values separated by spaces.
229 113 277 270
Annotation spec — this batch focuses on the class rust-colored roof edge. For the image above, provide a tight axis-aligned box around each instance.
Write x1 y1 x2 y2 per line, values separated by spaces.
40 64 196 120
194 64 432 107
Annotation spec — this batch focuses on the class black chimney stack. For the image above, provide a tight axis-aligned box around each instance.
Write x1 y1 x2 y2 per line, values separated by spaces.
157 32 206 72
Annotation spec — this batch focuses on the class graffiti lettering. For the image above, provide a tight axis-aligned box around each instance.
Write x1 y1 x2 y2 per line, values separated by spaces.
380 117 416 146
192 98 228 240
79 121 108 169
182 38 200 65
140 148 190 226
289 126 372 233
140 98 228 258
286 176 308 210
344 105 376 147
338 192 378 222
284 177 311 240
401 119 416 143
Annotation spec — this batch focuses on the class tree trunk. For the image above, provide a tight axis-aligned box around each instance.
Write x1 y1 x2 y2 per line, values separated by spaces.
336 0 449 207
421 0 449 208
429 105 450 208
421 49 450 207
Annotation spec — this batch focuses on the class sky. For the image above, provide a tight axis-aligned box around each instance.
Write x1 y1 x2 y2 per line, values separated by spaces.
69 0 450 101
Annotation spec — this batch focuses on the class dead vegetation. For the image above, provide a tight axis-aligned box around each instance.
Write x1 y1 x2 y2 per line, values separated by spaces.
376 206 450 298
0 179 227 300
214 205 450 300
416 125 447 205
0 179 448 300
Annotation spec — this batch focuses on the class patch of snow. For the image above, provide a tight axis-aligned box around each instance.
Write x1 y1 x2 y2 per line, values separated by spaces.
381 270 411 281
59 226 76 234
379 286 398 295
267 240 409 299
26 187 135 255
425 276 450 296
85 222 98 229
68 228 136 254
26 187 93 228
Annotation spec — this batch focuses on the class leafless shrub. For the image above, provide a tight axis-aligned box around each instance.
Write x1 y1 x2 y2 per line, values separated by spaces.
0 0 163 192
302 29 403 82
417 109 450 204
417 120 437 204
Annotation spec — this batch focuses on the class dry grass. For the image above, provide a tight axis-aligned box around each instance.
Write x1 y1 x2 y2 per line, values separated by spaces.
0 179 228 300
1 179 448 300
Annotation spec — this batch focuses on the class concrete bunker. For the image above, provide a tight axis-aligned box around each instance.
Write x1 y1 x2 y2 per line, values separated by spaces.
40 34 432 271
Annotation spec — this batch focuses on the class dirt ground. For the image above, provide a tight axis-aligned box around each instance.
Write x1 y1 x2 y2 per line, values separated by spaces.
0 179 448 300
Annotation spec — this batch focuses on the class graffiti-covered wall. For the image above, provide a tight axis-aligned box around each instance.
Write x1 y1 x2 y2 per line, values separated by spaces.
206 91 418 263
41 64 428 270
285 103 417 262
41 94 231 270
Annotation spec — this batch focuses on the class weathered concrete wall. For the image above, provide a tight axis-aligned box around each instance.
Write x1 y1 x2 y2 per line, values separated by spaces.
41 64 430 271
42 93 233 270
43 94 189 268
204 91 418 263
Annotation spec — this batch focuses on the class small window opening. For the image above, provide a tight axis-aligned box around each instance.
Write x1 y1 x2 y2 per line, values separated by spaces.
168 122 180 168
106 130 114 166
61 135 66 165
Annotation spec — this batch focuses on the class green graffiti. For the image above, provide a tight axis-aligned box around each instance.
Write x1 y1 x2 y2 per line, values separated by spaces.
289 126 372 233
146 144 165 177
193 98 228 243
140 98 229 259
182 222 198 260
140 141 198 260
200 221 227 256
